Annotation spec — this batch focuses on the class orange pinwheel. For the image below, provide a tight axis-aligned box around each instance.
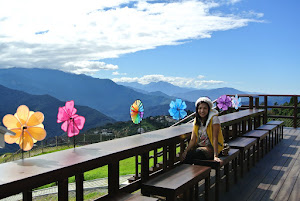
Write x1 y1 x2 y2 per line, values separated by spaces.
2 105 46 151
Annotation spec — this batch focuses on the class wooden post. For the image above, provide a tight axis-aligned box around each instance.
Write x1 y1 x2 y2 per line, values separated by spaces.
23 191 32 201
135 155 139 179
249 96 253 109
248 117 252 131
232 124 237 139
58 178 68 201
154 149 158 169
293 96 298 128
108 161 119 195
56 136 58 149
141 152 150 195
242 120 246 134
76 173 84 201
224 126 229 142
255 97 260 109
163 146 168 170
169 143 176 168
264 96 268 124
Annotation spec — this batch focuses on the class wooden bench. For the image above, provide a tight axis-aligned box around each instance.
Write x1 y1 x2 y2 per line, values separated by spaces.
193 148 240 201
142 164 211 201
98 192 159 201
243 130 269 161
228 137 257 178
255 124 277 150
266 120 284 143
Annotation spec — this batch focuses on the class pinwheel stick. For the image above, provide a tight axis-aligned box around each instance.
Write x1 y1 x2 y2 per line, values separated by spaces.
139 122 142 134
21 127 25 160
72 118 76 148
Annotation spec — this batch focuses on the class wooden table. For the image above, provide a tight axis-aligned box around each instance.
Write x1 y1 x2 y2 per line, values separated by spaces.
228 137 257 177
142 164 211 201
219 109 264 141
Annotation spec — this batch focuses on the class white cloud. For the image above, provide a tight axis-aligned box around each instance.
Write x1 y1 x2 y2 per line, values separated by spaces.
112 71 127 76
62 61 118 74
0 0 263 74
112 74 224 88
197 75 205 79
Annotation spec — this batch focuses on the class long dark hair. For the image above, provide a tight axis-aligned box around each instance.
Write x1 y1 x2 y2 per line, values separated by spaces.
195 101 210 126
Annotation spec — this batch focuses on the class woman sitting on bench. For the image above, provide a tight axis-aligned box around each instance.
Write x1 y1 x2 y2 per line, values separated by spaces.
181 97 224 163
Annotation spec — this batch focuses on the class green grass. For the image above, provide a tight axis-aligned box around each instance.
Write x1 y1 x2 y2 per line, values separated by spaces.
34 190 106 201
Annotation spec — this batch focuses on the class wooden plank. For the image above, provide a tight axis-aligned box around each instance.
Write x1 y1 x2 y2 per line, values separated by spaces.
273 144 300 200
288 167 300 201
247 129 300 201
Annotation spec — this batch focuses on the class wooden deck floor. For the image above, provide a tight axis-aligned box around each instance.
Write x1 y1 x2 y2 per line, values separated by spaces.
212 127 300 201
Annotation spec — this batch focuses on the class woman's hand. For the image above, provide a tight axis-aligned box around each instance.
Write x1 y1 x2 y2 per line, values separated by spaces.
214 156 221 162
181 150 187 162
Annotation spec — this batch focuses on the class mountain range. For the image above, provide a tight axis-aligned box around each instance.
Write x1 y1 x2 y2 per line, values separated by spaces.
118 81 195 97
0 68 180 120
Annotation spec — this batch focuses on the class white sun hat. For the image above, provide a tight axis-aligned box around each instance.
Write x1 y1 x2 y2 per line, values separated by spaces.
195 97 213 109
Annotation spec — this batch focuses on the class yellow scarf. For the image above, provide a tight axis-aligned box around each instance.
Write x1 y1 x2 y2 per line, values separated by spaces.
193 116 224 154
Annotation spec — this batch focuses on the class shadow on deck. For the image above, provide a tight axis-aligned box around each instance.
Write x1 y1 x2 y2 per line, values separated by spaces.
195 127 300 201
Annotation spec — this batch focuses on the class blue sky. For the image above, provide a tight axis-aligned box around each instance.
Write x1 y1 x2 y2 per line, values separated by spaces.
0 0 299 94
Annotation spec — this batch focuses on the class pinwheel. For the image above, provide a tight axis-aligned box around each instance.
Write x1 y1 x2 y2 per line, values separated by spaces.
217 95 232 111
168 99 187 120
57 100 85 148
231 94 242 110
2 105 46 156
130 99 144 124
130 99 144 134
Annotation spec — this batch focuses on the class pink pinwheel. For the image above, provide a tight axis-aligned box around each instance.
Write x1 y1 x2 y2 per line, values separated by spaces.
217 95 232 111
57 100 85 137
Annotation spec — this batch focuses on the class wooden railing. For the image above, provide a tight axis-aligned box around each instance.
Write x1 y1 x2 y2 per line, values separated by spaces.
0 109 264 200
231 94 300 128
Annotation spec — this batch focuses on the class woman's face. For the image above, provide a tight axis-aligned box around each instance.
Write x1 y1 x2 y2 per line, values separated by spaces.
197 102 209 118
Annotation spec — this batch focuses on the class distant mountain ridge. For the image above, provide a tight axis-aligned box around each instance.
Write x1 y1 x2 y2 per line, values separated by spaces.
117 81 195 96
0 84 115 154
117 81 248 102
174 87 248 102
0 68 176 121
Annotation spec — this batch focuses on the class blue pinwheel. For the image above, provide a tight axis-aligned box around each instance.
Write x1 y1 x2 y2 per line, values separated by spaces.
169 99 187 120
231 94 242 109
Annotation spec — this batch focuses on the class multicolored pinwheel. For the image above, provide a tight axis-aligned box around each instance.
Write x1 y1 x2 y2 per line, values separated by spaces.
231 94 242 109
57 100 85 146
217 95 232 111
169 99 187 120
2 105 46 151
130 99 144 124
